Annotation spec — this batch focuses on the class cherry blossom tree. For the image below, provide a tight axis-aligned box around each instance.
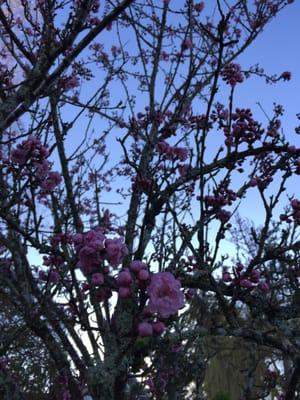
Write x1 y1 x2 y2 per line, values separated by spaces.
0 0 299 399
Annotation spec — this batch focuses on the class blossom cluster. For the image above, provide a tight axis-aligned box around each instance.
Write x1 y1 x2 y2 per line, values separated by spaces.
156 141 189 162
222 262 269 292
224 108 261 146
59 75 80 91
132 175 153 193
266 118 281 138
137 272 184 337
73 229 128 275
221 63 244 86
252 149 289 191
39 230 185 332
10 136 61 191
116 265 184 316
204 186 236 223
280 199 300 225
147 272 184 318
280 71 291 81
11 135 49 165
76 237 185 335
293 158 300 175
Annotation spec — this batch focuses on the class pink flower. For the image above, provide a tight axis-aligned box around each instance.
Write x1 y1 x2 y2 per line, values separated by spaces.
130 260 147 272
236 263 244 272
82 283 90 291
138 322 153 337
249 178 259 187
11 136 49 166
280 213 288 221
146 272 184 318
250 269 260 283
11 147 27 165
156 141 170 153
152 321 165 335
79 245 101 275
36 160 50 179
39 270 47 281
287 145 296 154
72 233 84 246
41 171 61 191
138 269 150 281
240 278 253 289
105 238 128 267
117 270 132 286
194 2 204 12
280 71 291 81
63 75 80 90
91 273 104 286
86 229 105 251
49 270 60 283
258 282 269 292
291 199 300 210
222 271 232 282
222 63 244 86
173 147 188 161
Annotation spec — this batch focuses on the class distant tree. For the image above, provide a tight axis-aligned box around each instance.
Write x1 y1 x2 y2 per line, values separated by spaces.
0 290 58 399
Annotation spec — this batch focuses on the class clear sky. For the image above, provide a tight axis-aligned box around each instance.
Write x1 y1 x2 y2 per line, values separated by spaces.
237 0 300 136
224 0 300 224
26 1 300 264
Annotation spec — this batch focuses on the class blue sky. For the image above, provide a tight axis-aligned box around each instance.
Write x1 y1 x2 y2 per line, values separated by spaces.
237 0 300 138
26 1 300 264
220 1 300 224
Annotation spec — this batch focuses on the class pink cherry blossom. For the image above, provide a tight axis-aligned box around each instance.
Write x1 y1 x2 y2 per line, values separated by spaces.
280 71 291 81
85 229 105 251
82 283 90 291
222 271 232 282
105 238 128 267
91 273 104 286
194 2 204 12
258 282 269 292
39 270 47 281
222 63 244 86
41 171 62 191
146 272 184 318
79 245 102 275
250 269 260 283
36 159 51 179
138 269 150 281
72 233 85 251
138 322 153 337
117 270 132 286
152 321 165 335
156 141 170 153
62 75 80 90
240 278 253 288
130 260 147 272
49 270 60 283
173 147 188 161
11 147 27 165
